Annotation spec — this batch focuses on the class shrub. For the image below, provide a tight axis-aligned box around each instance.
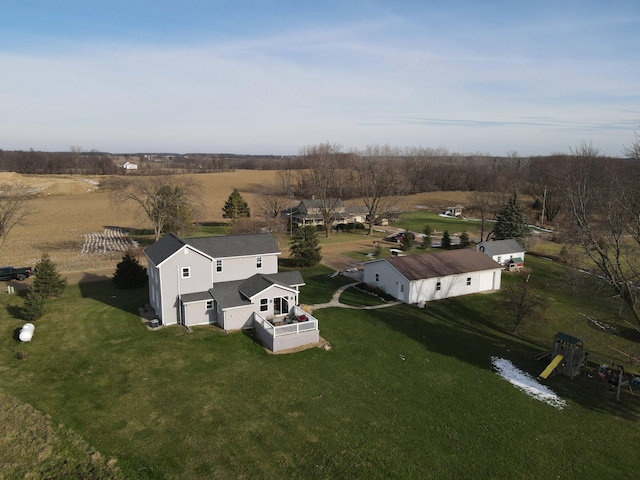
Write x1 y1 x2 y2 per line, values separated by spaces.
441 230 452 249
21 288 45 321
113 250 148 288
289 226 322 267
32 253 66 299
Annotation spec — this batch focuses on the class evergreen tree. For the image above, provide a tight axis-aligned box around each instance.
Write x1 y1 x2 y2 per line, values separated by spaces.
441 230 452 249
21 288 45 321
493 191 528 243
289 226 322 267
421 224 433 248
32 253 66 299
460 231 470 248
222 188 250 222
400 232 414 251
113 250 148 288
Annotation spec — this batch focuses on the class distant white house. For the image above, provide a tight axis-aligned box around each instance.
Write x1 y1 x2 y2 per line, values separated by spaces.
122 161 138 170
363 249 502 304
476 239 525 271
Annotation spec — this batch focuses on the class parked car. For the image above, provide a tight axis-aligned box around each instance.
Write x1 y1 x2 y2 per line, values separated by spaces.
0 266 34 281
386 232 415 243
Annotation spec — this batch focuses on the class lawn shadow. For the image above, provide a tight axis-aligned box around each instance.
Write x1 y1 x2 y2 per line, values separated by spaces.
370 300 640 420
78 274 148 317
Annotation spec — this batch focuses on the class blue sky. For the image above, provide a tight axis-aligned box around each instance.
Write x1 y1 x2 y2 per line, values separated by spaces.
1 0 639 155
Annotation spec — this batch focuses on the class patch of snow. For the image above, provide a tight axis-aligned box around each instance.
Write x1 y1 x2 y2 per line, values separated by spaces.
491 357 567 410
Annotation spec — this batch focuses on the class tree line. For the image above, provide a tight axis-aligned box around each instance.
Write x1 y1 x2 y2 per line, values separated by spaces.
2 144 631 199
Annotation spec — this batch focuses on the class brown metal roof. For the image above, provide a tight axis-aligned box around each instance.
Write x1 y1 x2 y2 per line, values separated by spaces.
385 249 502 281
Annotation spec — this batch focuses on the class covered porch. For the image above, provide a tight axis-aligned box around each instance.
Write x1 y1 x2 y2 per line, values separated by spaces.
253 305 320 352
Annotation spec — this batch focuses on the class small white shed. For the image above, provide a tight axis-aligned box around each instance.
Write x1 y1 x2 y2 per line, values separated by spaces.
476 239 525 269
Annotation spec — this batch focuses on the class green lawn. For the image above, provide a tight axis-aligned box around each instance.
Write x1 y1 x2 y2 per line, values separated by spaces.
396 210 482 236
1 257 640 478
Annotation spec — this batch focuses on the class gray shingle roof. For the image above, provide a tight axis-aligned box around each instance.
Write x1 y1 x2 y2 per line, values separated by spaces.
144 233 186 266
209 281 250 309
144 232 280 265
211 271 305 309
186 233 280 259
478 239 524 256
384 249 502 281
181 291 213 303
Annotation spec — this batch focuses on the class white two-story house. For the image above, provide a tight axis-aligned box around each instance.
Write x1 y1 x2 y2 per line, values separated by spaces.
144 233 307 333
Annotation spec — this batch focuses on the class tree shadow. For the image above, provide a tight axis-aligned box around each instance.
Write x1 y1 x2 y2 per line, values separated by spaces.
369 299 640 420
77 273 148 317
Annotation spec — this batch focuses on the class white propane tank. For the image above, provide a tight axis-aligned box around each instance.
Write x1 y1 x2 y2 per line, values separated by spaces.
19 324 34 342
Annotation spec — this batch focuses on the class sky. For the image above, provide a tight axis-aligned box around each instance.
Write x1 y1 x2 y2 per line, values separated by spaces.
1 0 639 156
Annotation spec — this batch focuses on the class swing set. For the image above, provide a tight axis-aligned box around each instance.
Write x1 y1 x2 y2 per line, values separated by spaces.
536 332 637 401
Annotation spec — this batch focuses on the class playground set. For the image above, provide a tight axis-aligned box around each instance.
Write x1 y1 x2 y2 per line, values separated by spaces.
536 332 636 401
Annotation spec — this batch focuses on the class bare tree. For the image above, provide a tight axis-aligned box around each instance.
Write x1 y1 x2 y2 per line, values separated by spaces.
298 143 349 238
560 141 640 330
466 191 497 242
256 182 287 219
502 272 547 334
111 175 201 241
623 131 640 160
0 184 33 247
527 155 565 225
355 145 402 235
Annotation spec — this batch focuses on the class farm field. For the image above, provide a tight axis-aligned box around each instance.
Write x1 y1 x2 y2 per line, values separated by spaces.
0 170 478 274
0 170 284 272
1 257 639 478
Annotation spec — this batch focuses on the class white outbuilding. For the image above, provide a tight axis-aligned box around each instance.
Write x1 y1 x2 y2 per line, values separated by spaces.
476 239 525 270
363 249 502 304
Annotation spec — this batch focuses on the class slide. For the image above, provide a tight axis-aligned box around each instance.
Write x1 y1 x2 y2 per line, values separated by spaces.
539 354 563 379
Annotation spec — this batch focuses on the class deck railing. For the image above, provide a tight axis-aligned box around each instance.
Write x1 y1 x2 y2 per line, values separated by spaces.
254 308 318 338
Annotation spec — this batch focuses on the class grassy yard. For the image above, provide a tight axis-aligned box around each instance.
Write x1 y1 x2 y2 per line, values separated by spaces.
1 257 640 478
395 210 482 237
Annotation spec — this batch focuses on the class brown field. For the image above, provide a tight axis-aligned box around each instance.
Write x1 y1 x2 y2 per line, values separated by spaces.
0 170 490 276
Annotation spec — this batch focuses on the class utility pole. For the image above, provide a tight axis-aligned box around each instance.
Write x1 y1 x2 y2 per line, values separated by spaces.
540 188 547 227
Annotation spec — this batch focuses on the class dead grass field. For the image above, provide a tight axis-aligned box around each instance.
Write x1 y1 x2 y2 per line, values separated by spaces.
0 170 284 273
0 170 497 275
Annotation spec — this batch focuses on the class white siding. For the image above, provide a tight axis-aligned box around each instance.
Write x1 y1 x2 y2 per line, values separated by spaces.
363 260 405 300
221 305 257 330
156 246 213 326
408 269 501 303
364 259 502 304
212 254 278 283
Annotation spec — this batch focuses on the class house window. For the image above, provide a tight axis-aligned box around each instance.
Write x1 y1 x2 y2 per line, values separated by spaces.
466 277 471 286
400 284 405 293
216 259 222 272
436 281 441 291
375 273 379 282
257 256 262 269
206 300 213 310
260 298 268 312
181 267 190 278
497 256 502 264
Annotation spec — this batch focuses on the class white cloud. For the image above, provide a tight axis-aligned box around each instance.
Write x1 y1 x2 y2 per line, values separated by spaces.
0 12 638 155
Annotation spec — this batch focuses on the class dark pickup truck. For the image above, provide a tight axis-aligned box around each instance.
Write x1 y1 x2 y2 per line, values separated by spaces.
0 266 34 281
